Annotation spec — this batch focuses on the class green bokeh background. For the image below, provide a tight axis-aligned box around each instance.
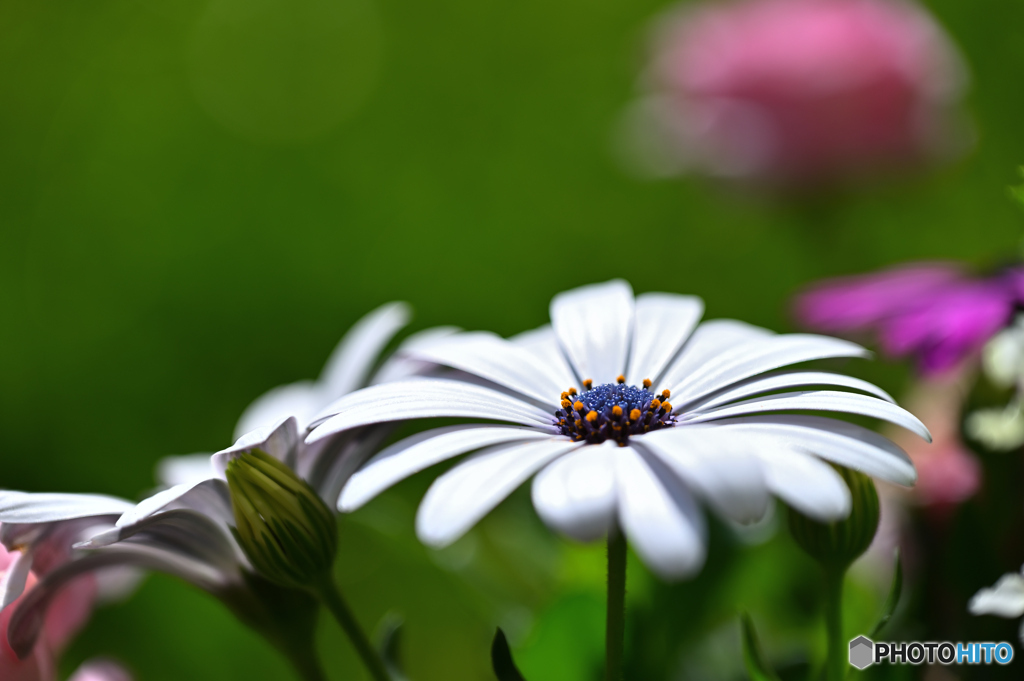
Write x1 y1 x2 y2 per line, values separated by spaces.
3 0 1024 678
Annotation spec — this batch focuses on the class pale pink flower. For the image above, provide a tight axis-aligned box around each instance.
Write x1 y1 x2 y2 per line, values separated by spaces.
631 0 968 184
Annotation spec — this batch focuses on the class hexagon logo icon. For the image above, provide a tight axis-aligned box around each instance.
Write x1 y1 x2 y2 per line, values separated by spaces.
849 636 874 670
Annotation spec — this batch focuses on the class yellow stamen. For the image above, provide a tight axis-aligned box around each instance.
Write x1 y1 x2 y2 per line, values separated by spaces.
642 378 652 389
582 379 593 390
629 408 641 421
586 411 598 422
611 405 623 419
616 374 625 384
573 400 584 412
661 389 671 400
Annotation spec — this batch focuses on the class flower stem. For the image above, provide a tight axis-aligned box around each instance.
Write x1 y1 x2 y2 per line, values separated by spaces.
823 566 847 681
605 528 627 681
317 578 392 681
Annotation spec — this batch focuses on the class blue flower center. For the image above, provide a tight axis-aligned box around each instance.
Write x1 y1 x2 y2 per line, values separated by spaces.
554 375 676 446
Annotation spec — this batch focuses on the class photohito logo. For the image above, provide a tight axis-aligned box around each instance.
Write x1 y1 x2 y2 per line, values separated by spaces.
849 636 1014 669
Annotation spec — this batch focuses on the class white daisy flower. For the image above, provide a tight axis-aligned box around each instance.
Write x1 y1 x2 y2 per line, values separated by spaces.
310 280 927 579
969 566 1024 643
0 418 313 663
160 301 457 505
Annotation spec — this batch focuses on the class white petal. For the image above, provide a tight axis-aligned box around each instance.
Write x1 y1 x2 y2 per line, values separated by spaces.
969 572 1024 618
699 415 917 486
79 508 243 572
637 428 769 523
531 442 618 542
551 280 634 384
685 390 931 442
371 326 461 384
68 659 133 681
213 416 301 477
415 438 580 547
156 454 215 487
0 492 134 524
320 301 411 396
340 425 550 511
0 549 33 610
615 447 706 579
658 320 774 393
408 332 569 406
314 427 394 506
757 448 850 520
235 381 325 437
693 371 894 411
626 293 704 385
113 479 233 531
510 325 578 389
307 379 555 443
671 334 870 405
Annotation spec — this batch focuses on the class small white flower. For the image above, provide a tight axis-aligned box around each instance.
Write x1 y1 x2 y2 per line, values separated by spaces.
982 315 1024 389
310 281 927 579
969 567 1024 643
964 402 1024 451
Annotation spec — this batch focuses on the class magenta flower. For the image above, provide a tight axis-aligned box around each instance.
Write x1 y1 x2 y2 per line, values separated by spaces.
632 0 967 184
795 263 1024 375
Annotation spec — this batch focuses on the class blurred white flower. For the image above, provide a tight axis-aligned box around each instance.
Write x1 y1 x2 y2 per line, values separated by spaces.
965 315 1024 451
312 280 926 579
68 659 133 681
969 567 1024 643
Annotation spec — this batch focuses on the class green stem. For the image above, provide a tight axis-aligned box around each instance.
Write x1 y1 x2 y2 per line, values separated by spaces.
605 528 627 681
823 566 847 681
317 578 392 681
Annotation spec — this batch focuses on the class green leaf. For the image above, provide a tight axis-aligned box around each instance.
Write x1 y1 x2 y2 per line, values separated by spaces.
870 549 903 638
740 613 781 681
491 628 528 681
377 613 408 681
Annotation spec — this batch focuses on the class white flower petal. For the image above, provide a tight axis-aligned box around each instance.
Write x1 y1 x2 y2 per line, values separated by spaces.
510 325 578 389
626 293 704 385
8 546 231 658
0 549 34 610
969 572 1024 618
658 320 774 393
341 425 550 511
234 381 325 438
758 448 851 520
692 371 894 411
371 326 461 384
408 332 569 406
319 301 411 396
671 334 870 406
637 428 769 524
0 493 134 524
113 479 233 531
551 280 634 384
702 415 917 486
615 447 706 579
307 379 555 443
68 659 133 681
531 442 619 542
685 390 931 442
314 427 394 507
213 416 300 477
415 438 580 547
156 453 215 487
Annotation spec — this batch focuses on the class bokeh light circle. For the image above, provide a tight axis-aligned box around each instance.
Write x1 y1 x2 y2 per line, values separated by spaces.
188 0 382 144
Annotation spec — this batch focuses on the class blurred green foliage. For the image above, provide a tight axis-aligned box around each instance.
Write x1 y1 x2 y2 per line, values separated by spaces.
3 0 1024 678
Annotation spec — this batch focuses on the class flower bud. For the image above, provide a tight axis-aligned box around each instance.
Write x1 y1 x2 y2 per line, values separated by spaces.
226 450 337 590
788 465 879 570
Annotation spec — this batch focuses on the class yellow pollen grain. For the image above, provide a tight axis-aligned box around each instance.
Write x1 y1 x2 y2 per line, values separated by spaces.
650 399 661 410
573 400 584 412
616 374 625 384
568 387 577 396
630 408 641 421
662 402 672 412
561 399 571 409
561 391 569 400
611 405 623 418
586 411 598 422
642 378 652 389
583 379 593 390
661 389 671 400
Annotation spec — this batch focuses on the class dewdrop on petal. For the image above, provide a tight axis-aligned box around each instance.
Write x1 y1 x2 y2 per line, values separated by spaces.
789 466 880 570
226 450 338 590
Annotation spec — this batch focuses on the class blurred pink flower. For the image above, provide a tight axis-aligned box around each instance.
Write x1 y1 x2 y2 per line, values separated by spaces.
888 367 980 507
0 532 97 681
795 263 1024 375
633 0 967 183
